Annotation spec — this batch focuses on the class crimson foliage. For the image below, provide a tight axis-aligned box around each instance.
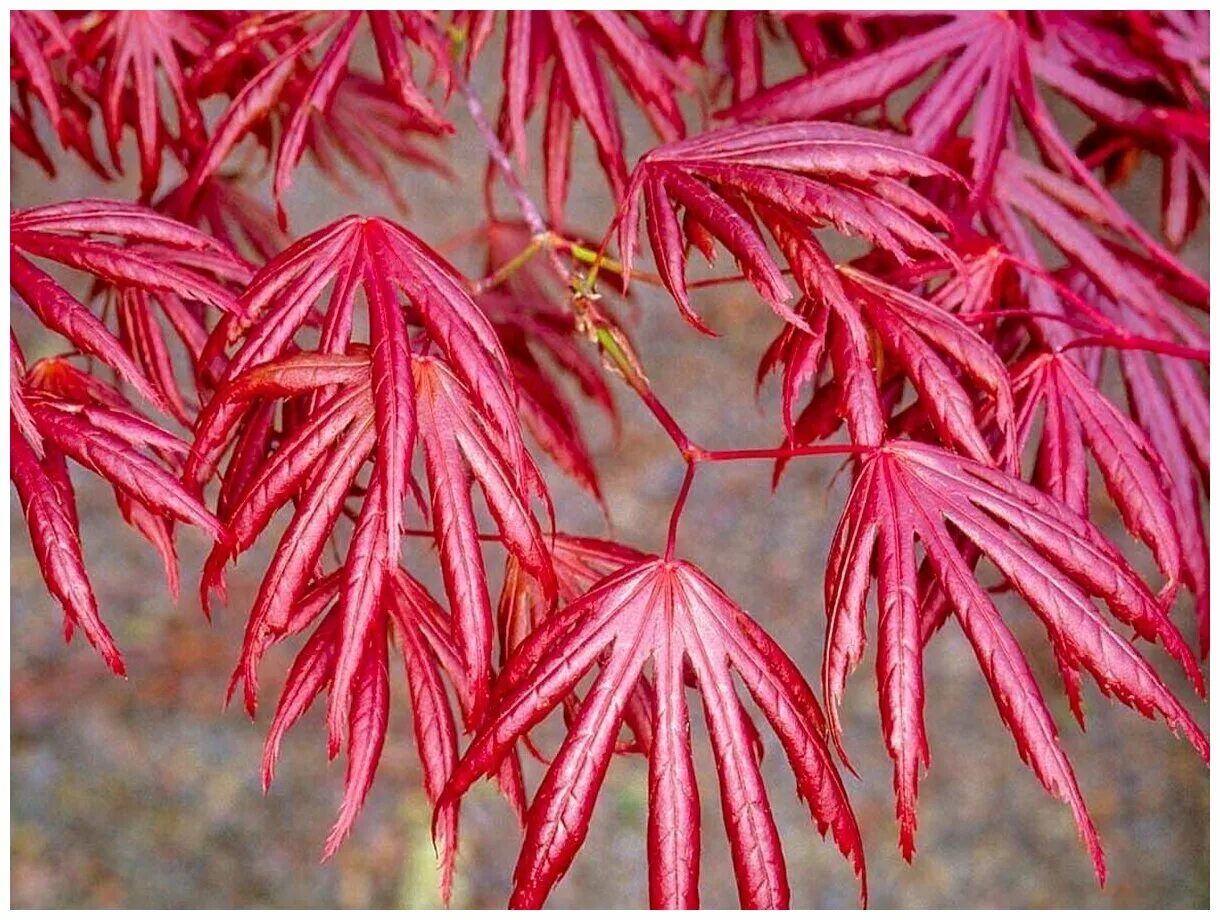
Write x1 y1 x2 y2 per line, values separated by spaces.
9 10 1209 909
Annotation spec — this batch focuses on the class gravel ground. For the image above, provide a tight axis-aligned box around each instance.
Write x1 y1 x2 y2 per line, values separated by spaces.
11 29 1209 909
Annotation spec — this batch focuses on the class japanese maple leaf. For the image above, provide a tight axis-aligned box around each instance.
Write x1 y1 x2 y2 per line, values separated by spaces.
469 11 692 224
67 11 215 200
299 75 452 220
1063 277 1210 653
722 12 1036 190
157 174 289 266
11 352 224 675
823 440 1207 876
1035 12 1209 248
1010 349 1183 594
187 349 540 877
185 217 555 714
193 214 538 509
444 556 866 909
497 534 657 757
758 255 1015 465
722 11 1211 227
189 344 555 727
183 11 453 224
255 562 512 898
692 11 890 107
184 215 561 728
10 11 72 144
982 151 1207 350
10 199 248 416
617 121 960 336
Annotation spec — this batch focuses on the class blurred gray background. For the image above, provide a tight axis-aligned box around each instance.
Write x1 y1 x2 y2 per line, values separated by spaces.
11 19 1209 909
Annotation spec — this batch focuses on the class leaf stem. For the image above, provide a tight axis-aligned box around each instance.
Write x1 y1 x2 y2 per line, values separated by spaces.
591 323 694 457
665 461 697 560
962 307 1209 361
470 235 543 294
702 444 868 462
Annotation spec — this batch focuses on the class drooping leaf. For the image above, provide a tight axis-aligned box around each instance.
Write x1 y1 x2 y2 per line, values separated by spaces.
68 11 216 200
445 555 866 909
759 249 1015 463
1012 349 1183 593
824 439 1207 876
11 354 223 674
618 121 960 334
476 11 691 223
192 345 543 883
724 12 1034 192
183 11 454 224
11 199 249 414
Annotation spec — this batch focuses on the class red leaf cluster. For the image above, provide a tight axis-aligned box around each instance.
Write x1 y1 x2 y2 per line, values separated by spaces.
10 10 1209 909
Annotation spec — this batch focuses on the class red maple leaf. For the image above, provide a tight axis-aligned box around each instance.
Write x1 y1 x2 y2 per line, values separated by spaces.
823 440 1207 876
444 554 866 909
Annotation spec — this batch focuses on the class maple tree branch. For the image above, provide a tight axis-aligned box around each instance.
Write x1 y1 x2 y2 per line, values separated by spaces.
458 76 545 237
457 69 569 281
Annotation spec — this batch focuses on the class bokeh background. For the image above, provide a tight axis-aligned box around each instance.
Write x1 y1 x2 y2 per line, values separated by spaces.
11 19 1209 908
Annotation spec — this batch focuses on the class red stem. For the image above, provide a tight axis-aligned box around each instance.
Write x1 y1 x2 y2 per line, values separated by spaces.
702 444 868 462
635 383 695 456
665 462 697 560
403 527 503 543
963 308 1209 361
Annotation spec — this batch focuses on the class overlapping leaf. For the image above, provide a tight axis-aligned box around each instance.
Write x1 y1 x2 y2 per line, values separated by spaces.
617 121 960 336
759 255 1014 463
11 198 249 418
183 215 559 766
255 563 492 899
1036 12 1209 247
66 11 218 200
187 220 559 707
182 11 453 224
188 346 545 879
1011 350 1183 592
725 12 1036 192
497 533 657 757
11 353 223 675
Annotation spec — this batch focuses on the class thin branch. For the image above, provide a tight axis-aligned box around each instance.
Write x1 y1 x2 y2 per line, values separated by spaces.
457 70 569 280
